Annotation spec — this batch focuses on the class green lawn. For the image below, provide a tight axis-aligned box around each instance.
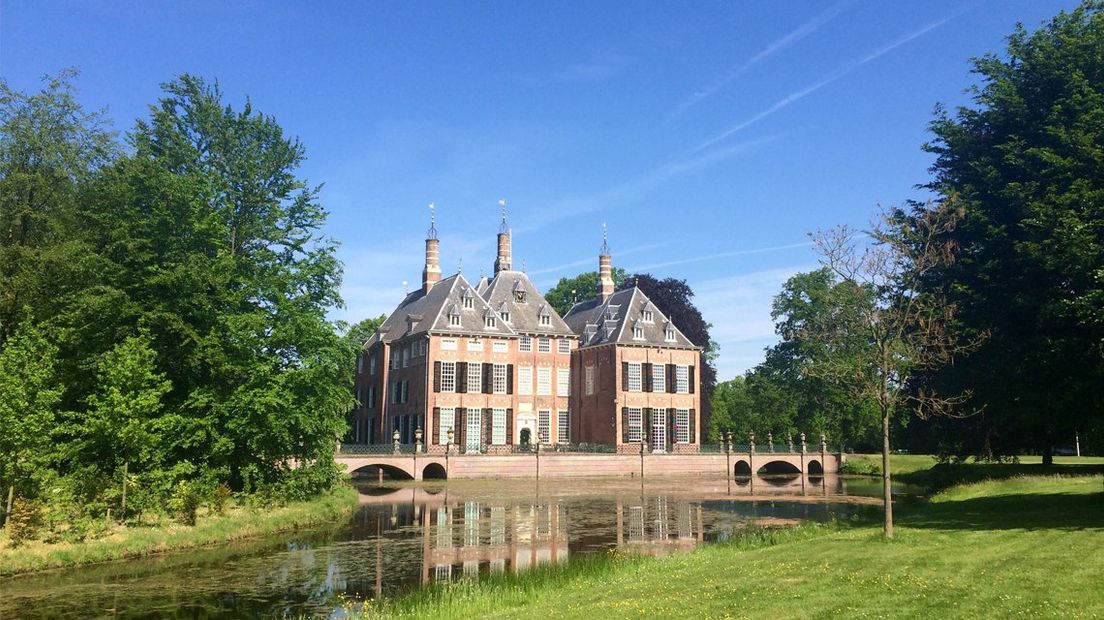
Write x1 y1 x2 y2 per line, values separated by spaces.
359 473 1104 619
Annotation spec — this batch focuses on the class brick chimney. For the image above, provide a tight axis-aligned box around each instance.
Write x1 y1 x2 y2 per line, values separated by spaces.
494 199 512 275
597 223 614 303
423 203 441 293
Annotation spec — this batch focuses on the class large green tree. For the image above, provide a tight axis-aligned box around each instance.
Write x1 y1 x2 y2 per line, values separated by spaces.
918 1 1104 460
544 267 626 316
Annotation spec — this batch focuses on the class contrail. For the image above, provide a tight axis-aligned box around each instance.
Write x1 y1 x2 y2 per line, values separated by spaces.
624 241 813 273
671 1 852 118
691 12 964 155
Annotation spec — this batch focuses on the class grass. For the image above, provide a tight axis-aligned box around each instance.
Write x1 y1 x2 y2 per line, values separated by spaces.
356 470 1104 619
842 453 1104 490
0 485 359 577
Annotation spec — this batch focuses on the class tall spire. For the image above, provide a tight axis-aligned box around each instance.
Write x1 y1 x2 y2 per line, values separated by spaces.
597 222 615 303
494 198 512 275
422 202 441 293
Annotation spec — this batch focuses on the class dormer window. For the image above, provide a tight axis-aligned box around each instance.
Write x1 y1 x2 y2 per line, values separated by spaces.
537 304 551 327
501 311 510 322
448 305 461 327
539 315 550 326
632 320 644 340
513 279 527 303
485 316 497 329
664 321 676 342
498 302 510 323
462 288 475 309
642 308 654 323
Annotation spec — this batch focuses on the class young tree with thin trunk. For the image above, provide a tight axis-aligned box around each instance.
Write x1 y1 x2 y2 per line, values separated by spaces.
808 200 984 538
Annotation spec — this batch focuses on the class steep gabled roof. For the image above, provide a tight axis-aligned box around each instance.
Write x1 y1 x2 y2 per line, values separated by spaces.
370 274 517 346
479 270 575 336
563 287 698 349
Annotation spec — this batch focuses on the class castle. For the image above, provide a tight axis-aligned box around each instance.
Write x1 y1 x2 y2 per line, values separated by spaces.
351 206 702 453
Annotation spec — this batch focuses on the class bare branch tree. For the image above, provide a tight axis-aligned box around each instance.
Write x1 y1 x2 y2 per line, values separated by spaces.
808 199 985 538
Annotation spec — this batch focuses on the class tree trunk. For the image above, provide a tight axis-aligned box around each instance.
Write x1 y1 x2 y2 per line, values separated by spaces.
1042 444 1054 467
882 408 894 539
120 461 128 520
3 484 13 529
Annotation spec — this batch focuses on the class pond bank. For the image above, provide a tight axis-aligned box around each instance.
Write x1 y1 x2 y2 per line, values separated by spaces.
0 485 359 577
356 474 1104 618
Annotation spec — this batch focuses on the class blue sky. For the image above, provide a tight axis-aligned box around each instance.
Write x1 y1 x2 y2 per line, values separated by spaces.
1 1 1079 379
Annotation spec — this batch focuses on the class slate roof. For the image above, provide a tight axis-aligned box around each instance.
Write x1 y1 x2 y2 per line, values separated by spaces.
367 274 516 348
562 287 698 349
479 270 575 337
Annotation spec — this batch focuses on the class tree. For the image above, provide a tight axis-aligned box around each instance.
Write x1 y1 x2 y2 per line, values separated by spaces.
619 274 719 443
919 1 1104 460
78 333 172 516
544 267 626 316
0 323 61 526
809 201 982 538
345 314 387 348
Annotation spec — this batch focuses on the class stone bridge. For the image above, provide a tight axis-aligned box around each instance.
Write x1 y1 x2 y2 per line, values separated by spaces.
335 449 839 481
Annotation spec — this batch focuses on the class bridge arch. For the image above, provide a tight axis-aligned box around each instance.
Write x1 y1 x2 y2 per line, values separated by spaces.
349 463 415 480
422 462 447 480
807 459 824 475
734 460 752 477
757 460 802 475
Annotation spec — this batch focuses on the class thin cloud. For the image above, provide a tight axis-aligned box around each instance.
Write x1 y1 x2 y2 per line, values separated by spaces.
690 11 966 155
528 241 672 277
671 1 851 118
624 241 812 273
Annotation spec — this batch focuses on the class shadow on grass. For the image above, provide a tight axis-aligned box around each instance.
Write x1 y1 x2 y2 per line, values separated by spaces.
897 463 1104 492
902 490 1104 531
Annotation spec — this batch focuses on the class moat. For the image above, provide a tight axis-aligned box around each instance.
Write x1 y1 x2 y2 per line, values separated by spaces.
0 475 915 619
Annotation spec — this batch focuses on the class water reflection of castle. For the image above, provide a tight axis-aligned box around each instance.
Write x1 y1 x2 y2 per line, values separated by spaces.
416 497 703 583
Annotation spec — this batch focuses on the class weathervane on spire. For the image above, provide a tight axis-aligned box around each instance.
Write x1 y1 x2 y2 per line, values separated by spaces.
600 222 610 255
498 198 509 234
458 257 463 274
427 202 438 240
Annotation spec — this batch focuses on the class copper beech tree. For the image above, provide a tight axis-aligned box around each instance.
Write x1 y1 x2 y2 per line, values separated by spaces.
808 199 985 538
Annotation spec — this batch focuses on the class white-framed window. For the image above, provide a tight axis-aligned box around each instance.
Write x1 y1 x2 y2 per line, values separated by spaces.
632 326 644 340
676 365 690 394
463 294 474 309
467 339 483 351
537 367 552 395
391 381 400 403
492 364 507 394
370 356 377 375
665 327 676 342
492 340 508 353
390 354 399 370
519 336 531 352
538 410 551 443
642 309 654 323
440 361 456 393
485 316 497 329
676 409 691 444
356 355 363 374
402 380 409 403
367 386 376 409
439 407 455 445
355 386 363 407
557 368 570 397
585 365 595 395
557 410 570 444
403 346 410 367
537 338 551 353
449 313 461 327
441 338 457 351
420 340 428 356
465 408 482 451
518 366 533 395
467 362 482 393
652 363 666 393
500 310 511 323
557 339 570 354
492 408 507 445
626 408 643 442
627 362 642 392
539 314 551 326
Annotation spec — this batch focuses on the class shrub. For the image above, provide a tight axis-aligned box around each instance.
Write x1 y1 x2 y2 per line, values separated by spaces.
839 457 882 476
168 481 202 526
6 498 45 546
209 483 233 515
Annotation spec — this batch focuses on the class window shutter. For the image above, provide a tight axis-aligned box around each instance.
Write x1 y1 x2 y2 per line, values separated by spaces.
456 363 467 393
621 362 629 391
432 407 441 444
506 364 514 394
642 363 652 392
434 361 441 392
689 365 696 394
666 409 675 450
621 408 630 443
667 365 676 393
506 408 514 444
483 408 493 447
689 409 696 444
643 408 652 445
483 362 493 394
457 409 467 451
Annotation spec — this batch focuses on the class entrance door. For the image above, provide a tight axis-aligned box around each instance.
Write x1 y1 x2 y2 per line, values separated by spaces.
465 408 482 452
651 408 667 453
